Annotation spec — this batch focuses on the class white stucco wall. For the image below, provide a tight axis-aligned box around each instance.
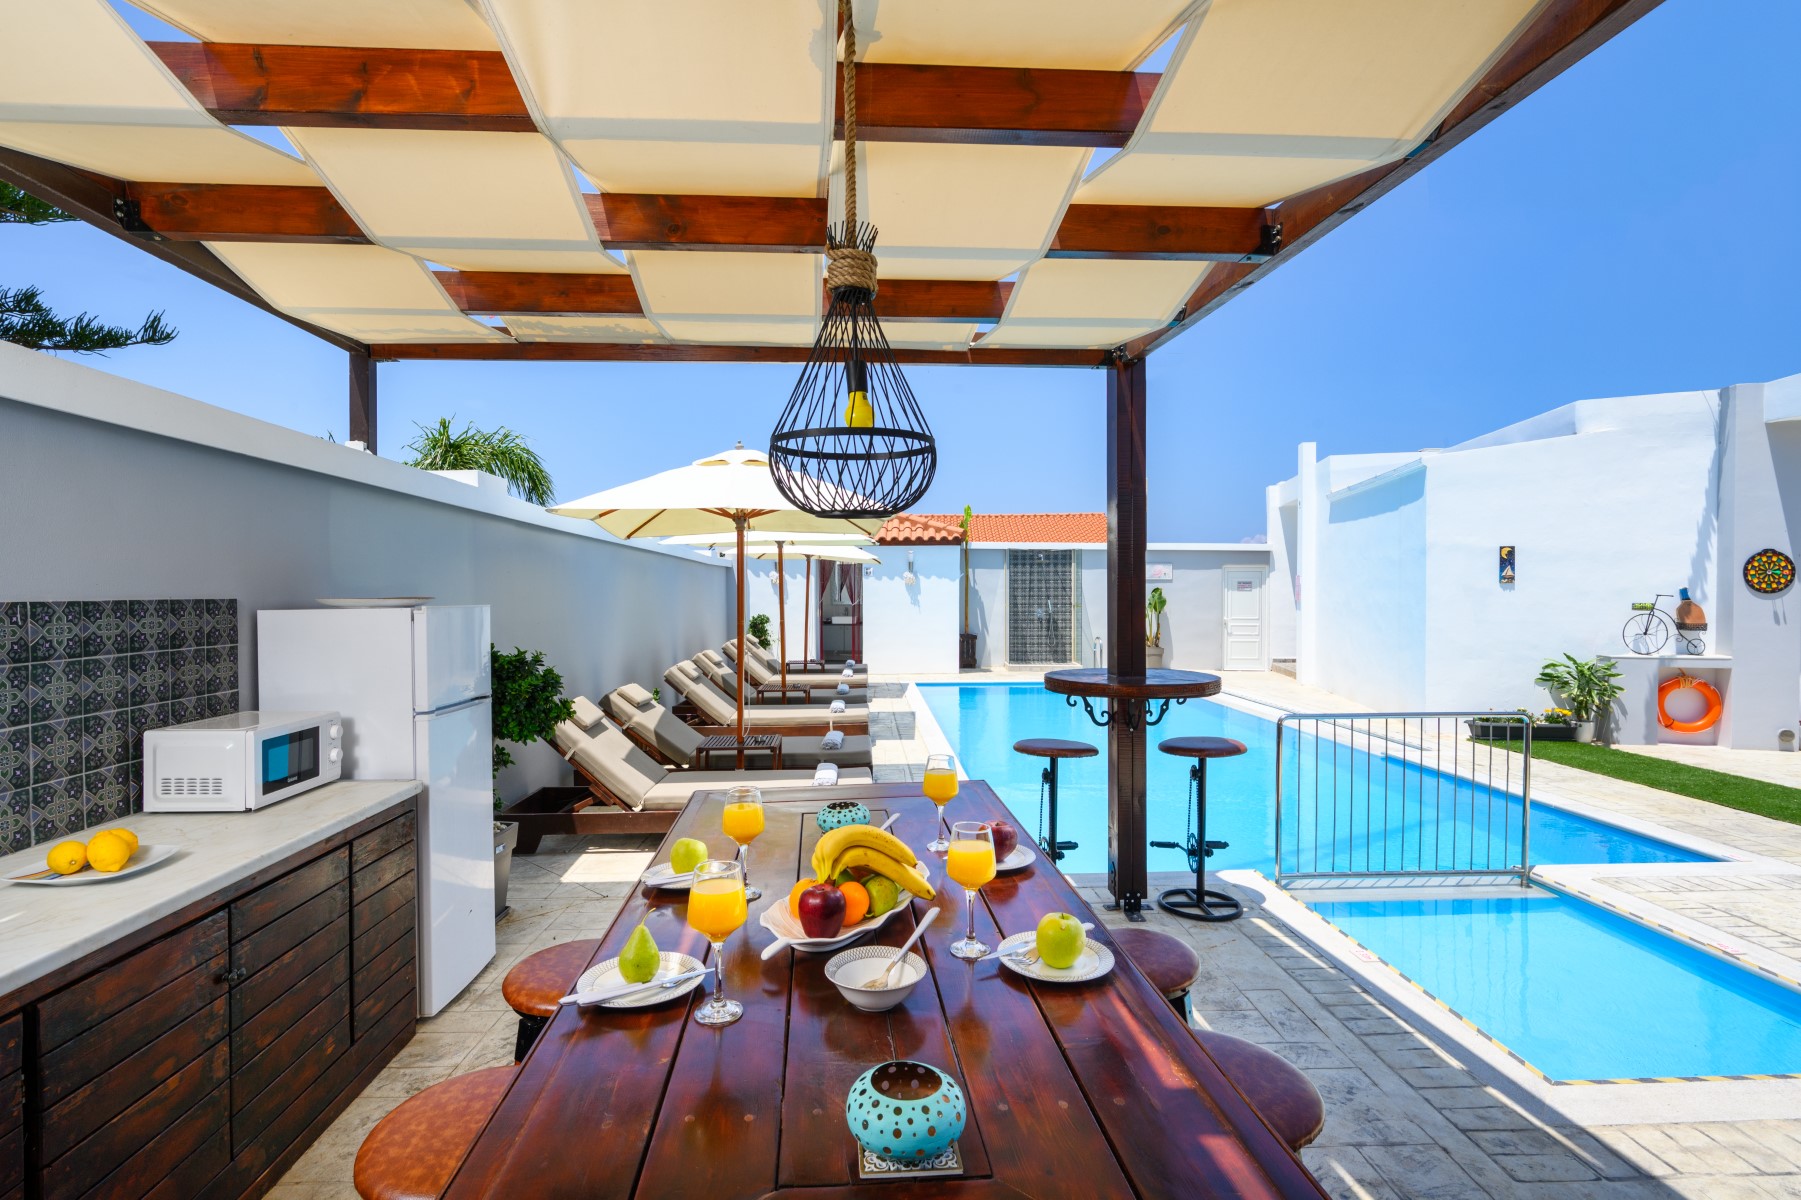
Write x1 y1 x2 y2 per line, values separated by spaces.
0 346 732 801
861 545 960 673
1314 465 1429 709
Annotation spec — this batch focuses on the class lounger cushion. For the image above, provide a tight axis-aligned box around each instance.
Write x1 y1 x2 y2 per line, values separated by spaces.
664 664 870 729
568 695 607 731
564 719 672 810
614 682 656 711
625 702 704 762
639 768 874 810
734 647 868 689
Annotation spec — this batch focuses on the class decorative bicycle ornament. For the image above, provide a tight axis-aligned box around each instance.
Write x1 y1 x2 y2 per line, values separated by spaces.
1744 549 1796 595
1622 594 1705 656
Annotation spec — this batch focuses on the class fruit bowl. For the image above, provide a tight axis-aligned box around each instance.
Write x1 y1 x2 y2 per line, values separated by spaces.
825 945 927 1012
757 860 930 953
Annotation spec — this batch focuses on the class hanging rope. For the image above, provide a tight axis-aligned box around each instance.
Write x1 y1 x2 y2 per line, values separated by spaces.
827 0 878 295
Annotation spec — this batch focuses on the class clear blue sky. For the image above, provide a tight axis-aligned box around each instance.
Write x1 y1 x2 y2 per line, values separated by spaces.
10 0 1797 539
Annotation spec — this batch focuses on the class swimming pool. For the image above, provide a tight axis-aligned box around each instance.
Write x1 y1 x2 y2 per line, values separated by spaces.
920 683 1708 877
1313 893 1801 1081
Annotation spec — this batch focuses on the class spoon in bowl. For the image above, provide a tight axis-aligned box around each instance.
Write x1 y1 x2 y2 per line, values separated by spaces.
873 907 938 988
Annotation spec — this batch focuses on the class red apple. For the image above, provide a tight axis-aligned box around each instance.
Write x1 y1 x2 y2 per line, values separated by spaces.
797 883 846 939
987 820 1019 863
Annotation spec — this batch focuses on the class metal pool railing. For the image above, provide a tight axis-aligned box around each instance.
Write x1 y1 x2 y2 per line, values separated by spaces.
1273 712 1533 887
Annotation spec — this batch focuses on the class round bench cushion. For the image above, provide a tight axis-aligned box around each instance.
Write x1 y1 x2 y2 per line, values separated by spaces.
1196 1030 1325 1152
502 938 603 1019
354 1065 514 1200
1112 927 1201 999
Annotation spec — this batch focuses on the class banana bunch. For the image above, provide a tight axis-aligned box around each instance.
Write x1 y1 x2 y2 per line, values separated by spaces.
811 824 935 900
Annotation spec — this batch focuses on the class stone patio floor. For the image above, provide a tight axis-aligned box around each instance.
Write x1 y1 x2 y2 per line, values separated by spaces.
272 675 1801 1200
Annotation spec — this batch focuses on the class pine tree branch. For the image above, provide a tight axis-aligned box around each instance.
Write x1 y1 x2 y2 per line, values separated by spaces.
0 183 74 225
1 286 179 353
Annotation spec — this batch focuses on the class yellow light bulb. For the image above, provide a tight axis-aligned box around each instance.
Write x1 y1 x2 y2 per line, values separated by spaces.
844 390 874 428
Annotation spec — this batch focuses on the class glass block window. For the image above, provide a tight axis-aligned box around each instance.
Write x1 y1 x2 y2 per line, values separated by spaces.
1006 550 1076 664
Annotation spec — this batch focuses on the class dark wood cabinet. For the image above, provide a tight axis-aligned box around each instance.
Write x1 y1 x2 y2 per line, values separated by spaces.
4 797 417 1200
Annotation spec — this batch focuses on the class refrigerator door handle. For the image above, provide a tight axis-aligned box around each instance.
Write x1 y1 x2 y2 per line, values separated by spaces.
422 694 492 718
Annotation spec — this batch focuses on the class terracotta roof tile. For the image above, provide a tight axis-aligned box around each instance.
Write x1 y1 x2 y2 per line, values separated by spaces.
875 512 1106 545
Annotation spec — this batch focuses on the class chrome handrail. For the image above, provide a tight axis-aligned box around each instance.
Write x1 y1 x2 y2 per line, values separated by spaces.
1273 711 1533 887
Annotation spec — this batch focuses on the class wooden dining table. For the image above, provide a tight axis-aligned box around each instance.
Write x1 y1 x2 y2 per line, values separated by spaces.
443 781 1329 1200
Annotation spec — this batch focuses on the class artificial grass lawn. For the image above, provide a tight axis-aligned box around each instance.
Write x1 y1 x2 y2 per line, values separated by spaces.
1477 738 1801 827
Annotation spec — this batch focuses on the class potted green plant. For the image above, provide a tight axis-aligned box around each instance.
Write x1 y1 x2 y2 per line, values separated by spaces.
958 505 977 668
1144 586 1168 668
747 613 773 652
490 645 576 917
1534 654 1624 743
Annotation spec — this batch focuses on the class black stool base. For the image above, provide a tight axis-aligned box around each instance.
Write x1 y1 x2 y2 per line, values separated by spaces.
514 1013 550 1062
1156 886 1242 922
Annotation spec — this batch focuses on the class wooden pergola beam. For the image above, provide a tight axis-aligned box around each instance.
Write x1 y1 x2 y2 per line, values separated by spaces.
844 63 1158 148
127 182 368 243
583 193 826 253
151 42 534 132
1049 204 1276 261
370 341 1099 367
1125 0 1665 357
436 272 1010 322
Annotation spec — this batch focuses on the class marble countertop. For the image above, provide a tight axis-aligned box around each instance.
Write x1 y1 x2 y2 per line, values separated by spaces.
0 779 421 1001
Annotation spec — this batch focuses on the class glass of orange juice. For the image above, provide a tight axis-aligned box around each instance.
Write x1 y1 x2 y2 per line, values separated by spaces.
687 859 748 1026
922 753 959 852
721 785 765 900
945 821 996 960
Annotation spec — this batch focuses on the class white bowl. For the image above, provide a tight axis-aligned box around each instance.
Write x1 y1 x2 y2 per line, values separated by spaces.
825 946 927 1012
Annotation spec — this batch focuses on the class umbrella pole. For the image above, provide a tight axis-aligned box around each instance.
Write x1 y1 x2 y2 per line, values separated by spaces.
802 556 812 667
777 542 788 692
735 515 747 768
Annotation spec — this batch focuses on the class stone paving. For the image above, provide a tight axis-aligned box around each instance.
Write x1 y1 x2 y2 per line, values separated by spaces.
271 674 1801 1200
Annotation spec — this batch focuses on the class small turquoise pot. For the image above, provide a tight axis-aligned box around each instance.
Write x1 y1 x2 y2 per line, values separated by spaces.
846 1060 965 1164
816 801 871 832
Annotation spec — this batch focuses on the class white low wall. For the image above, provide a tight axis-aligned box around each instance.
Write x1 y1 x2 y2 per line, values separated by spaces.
862 546 960 674
0 346 732 800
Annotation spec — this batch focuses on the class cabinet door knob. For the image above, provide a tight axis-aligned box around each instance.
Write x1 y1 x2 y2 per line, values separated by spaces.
220 966 249 985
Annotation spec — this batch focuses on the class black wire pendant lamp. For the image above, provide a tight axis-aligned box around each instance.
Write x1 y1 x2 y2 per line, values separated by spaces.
768 0 936 520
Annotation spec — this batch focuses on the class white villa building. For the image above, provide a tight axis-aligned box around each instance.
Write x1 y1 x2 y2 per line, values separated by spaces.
1266 372 1801 751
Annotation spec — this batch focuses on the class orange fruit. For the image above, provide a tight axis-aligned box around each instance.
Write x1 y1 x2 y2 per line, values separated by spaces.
789 877 819 919
840 880 870 926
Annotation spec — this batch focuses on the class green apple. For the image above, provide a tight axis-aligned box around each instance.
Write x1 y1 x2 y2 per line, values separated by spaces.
669 837 709 875
618 923 660 983
863 875 901 917
1035 912 1085 970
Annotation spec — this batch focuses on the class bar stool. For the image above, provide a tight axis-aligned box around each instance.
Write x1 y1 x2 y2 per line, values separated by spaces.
1193 1030 1326 1152
1152 737 1246 922
354 1065 515 1199
502 938 600 1061
1012 738 1097 863
1112 926 1201 1019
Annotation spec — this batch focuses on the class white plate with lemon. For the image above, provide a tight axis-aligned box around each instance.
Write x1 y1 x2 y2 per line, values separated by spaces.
6 831 176 886
993 928 1114 984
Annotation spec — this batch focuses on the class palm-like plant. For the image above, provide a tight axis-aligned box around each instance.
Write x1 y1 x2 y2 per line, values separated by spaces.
404 418 554 506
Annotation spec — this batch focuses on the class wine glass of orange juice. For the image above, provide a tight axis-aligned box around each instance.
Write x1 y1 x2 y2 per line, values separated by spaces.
946 822 996 960
720 785 765 900
687 859 747 1026
923 753 958 852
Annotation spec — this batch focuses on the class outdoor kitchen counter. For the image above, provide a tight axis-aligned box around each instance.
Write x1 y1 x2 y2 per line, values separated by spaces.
0 777 420 999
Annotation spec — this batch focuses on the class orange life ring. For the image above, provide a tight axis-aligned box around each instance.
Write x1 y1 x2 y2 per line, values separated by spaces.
1658 675 1723 733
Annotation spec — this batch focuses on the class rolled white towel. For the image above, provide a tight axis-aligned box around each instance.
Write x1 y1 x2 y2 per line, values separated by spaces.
836 681 850 696
812 762 840 786
845 658 857 670
820 729 845 750
841 666 853 678
830 699 847 715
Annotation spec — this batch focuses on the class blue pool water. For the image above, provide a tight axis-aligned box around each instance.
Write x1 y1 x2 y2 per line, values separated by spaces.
921 684 1707 877
1313 894 1801 1081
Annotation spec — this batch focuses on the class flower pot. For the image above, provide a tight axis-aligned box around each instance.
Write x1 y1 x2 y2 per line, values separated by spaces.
1574 721 1596 744
493 820 518 919
817 800 871 832
846 1061 966 1164
1144 643 1165 669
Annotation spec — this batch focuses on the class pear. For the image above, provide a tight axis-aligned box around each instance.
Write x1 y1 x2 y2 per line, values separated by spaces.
863 875 901 918
618 923 660 983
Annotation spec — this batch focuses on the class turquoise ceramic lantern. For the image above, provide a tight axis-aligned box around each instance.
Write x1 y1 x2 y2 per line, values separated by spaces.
816 800 871 832
846 1060 965 1163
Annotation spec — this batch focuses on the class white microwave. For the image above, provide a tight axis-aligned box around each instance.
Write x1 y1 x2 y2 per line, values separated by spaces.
144 710 343 811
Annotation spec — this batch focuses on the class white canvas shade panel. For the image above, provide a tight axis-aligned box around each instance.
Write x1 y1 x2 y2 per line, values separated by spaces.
0 0 317 185
486 0 833 198
0 0 1557 349
1078 0 1545 207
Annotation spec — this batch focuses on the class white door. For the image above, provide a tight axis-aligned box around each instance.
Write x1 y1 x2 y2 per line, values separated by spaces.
1222 566 1267 670
413 697 496 1015
412 605 491 712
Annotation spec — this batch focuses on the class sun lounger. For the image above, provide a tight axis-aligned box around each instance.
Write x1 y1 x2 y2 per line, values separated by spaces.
724 639 868 687
553 715 869 812
602 687 873 770
695 648 869 706
663 660 869 733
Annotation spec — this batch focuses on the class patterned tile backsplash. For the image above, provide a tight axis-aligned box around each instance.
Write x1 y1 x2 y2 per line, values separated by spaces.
0 600 239 853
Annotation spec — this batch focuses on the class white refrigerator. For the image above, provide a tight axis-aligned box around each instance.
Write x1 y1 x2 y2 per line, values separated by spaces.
257 605 496 1017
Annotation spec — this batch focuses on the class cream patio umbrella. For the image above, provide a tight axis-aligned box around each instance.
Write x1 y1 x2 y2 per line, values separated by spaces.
697 542 880 684
550 445 882 758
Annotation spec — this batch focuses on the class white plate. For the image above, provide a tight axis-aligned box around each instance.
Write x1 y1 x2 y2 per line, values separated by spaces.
316 597 433 608
639 862 696 891
574 951 707 1008
3 844 180 886
995 845 1037 873
757 861 932 952
994 930 1114 984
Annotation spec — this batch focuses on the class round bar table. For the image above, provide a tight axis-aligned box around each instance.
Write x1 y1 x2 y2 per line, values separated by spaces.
1042 668 1220 919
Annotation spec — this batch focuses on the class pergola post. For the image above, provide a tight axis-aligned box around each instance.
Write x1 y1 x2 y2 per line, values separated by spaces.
1106 351 1150 918
349 348 378 452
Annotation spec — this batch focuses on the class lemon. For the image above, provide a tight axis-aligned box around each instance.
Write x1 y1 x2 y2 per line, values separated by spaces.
109 827 139 854
87 831 133 873
46 841 87 875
